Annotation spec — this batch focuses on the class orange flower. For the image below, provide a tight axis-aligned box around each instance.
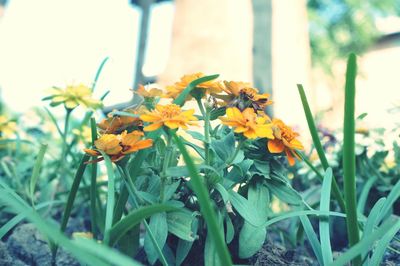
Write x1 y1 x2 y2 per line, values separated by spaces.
164 72 221 99
84 130 153 163
217 81 272 111
219 107 274 139
136 84 163 98
267 119 304 166
140 104 198 131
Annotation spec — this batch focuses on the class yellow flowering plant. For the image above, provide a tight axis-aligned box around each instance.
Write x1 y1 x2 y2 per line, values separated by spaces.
2 55 399 266
0 69 308 266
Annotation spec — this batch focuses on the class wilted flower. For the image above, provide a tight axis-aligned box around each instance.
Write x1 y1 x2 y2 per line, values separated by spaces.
136 84 163 98
84 130 153 163
164 72 221 99
268 119 303 166
140 104 198 131
97 108 146 134
44 84 102 110
0 115 17 138
216 81 272 111
219 107 274 139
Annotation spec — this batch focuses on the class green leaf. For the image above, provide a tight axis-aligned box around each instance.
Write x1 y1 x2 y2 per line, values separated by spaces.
167 210 196 241
173 74 219 106
299 216 323 265
144 212 168 265
91 56 109 92
29 143 48 206
248 183 269 222
342 53 361 266
267 179 302 205
238 221 266 258
0 200 64 240
60 154 90 232
176 218 198 266
209 107 226 121
0 189 141 266
332 218 398 266
377 178 400 224
186 130 205 142
211 131 235 163
228 190 263 227
297 84 346 212
225 214 234 244
369 218 400 265
109 204 178 246
215 183 230 204
319 168 333 265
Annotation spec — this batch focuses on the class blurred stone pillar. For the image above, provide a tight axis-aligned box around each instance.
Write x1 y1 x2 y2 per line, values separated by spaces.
271 0 312 129
158 0 253 85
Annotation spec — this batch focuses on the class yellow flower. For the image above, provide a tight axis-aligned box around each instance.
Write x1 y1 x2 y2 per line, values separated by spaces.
0 116 17 138
84 130 153 163
140 104 198 131
136 84 163 98
267 119 304 166
219 107 274 139
218 81 272 111
97 108 146 134
164 72 221 99
72 126 92 143
45 84 102 110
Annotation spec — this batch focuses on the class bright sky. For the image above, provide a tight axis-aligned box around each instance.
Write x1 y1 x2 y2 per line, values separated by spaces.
0 0 173 112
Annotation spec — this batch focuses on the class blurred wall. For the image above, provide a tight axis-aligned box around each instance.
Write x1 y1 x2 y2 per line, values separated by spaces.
158 0 253 84
271 0 312 129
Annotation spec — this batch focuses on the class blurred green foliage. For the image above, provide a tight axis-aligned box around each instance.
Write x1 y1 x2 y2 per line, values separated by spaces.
308 0 400 71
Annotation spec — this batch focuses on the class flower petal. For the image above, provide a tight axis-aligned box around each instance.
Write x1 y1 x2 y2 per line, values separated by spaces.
268 139 285 153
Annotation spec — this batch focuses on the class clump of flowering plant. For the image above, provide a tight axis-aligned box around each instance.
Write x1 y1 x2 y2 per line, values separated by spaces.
71 72 306 265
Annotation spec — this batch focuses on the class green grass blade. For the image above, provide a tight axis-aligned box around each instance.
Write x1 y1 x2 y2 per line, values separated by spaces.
264 210 366 228
173 74 219 106
98 151 116 245
60 154 90 232
0 200 64 239
369 218 400 265
342 53 361 266
0 189 141 266
319 168 333 264
171 132 232 265
109 204 178 246
91 57 109 92
29 143 48 206
357 176 377 214
44 107 64 138
331 217 398 266
297 84 346 212
90 118 98 236
361 197 386 260
299 215 323 265
377 178 400 224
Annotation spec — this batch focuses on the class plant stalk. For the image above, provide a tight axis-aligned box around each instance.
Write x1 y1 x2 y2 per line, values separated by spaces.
342 53 361 266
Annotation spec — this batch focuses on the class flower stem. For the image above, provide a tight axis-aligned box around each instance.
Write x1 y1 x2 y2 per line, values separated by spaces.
60 109 72 162
196 98 211 166
160 133 173 202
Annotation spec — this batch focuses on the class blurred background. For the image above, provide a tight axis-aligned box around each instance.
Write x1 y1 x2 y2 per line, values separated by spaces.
0 0 399 131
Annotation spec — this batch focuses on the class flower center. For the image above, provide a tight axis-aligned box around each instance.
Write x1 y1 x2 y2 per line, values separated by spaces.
161 104 182 118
